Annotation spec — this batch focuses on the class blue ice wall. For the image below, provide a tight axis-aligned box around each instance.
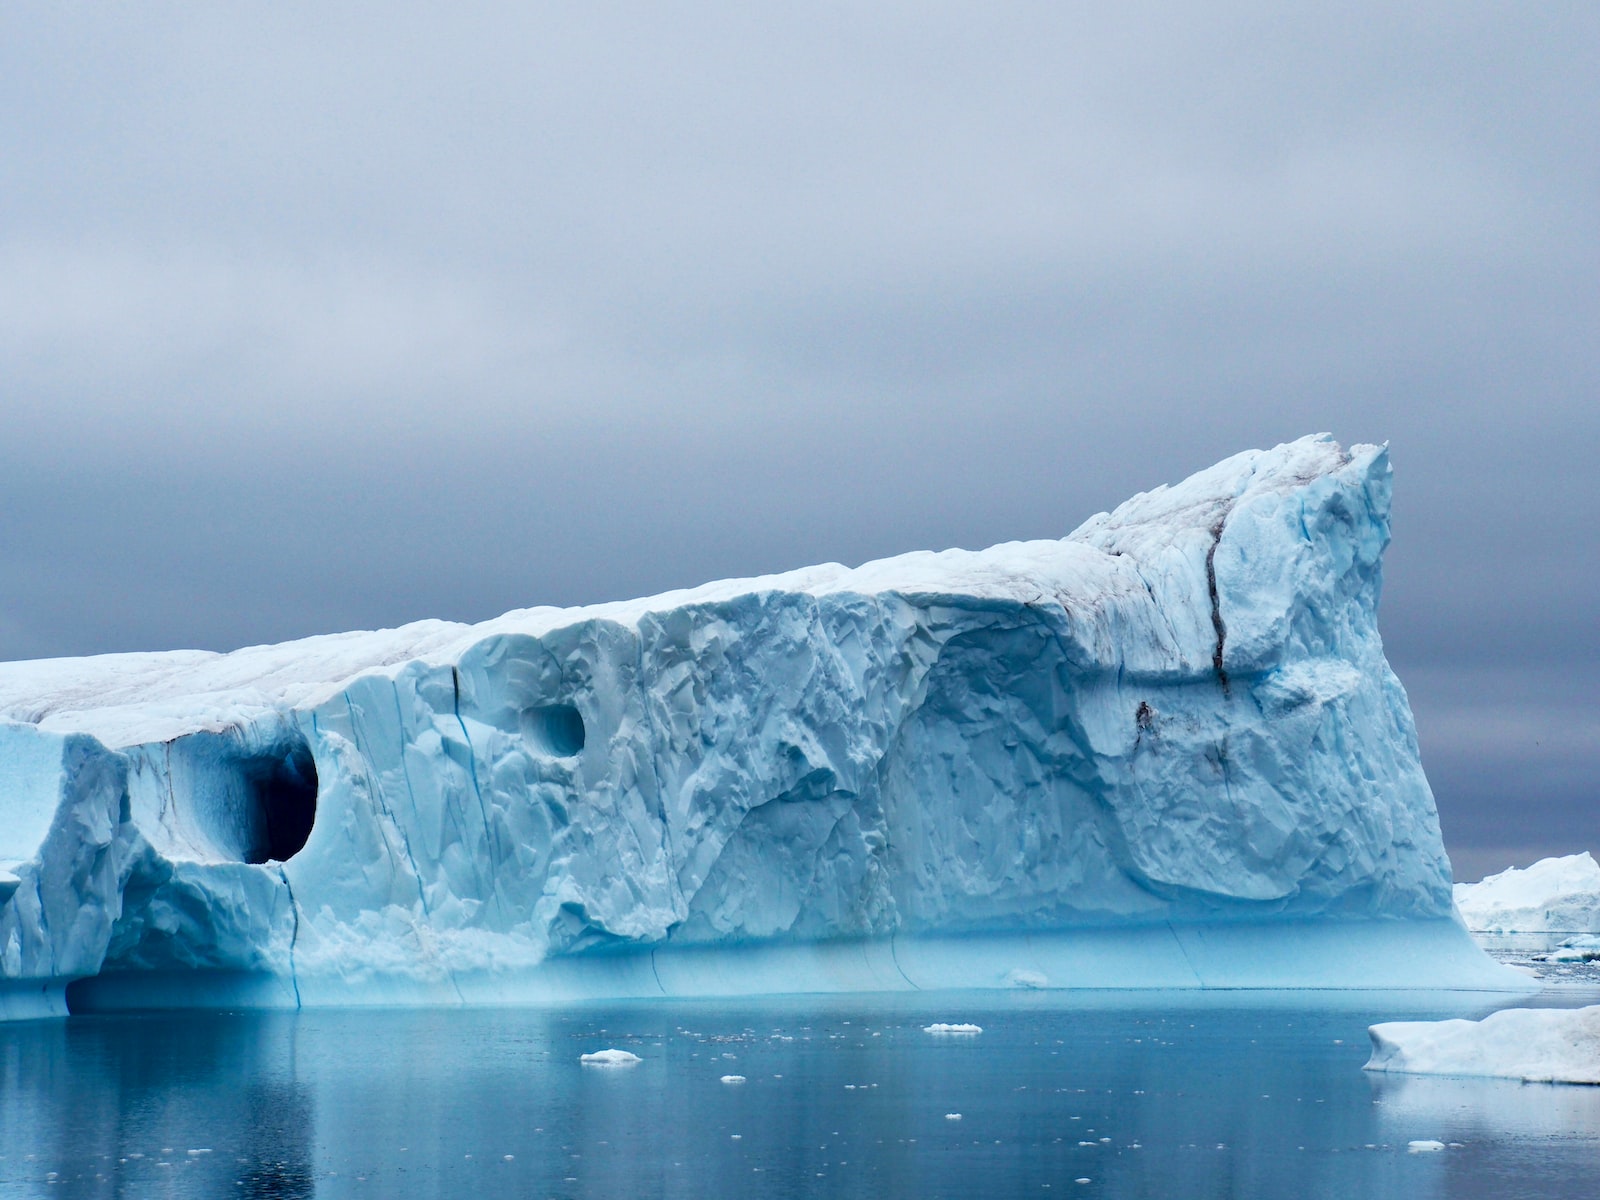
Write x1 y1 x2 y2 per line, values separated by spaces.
0 436 1528 1016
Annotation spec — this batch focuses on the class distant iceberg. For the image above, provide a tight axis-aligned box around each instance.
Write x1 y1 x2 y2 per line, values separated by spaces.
1453 853 1600 935
0 435 1528 1019
1366 1006 1600 1084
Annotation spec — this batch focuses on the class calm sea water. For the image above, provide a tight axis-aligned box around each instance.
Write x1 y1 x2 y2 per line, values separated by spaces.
2 989 1596 1199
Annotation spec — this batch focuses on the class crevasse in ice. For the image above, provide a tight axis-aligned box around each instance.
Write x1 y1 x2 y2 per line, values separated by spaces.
0 435 1527 1018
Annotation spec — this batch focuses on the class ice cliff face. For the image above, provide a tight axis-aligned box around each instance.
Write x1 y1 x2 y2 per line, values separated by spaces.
0 435 1521 1016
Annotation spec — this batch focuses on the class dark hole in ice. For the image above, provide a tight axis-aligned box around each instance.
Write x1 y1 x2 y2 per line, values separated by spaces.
241 739 319 864
524 703 586 757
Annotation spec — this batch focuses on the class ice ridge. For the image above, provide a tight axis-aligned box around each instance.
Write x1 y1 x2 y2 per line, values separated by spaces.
0 435 1527 1017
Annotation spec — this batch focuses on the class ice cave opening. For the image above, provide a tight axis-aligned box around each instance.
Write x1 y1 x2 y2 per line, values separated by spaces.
522 703 586 757
238 737 318 864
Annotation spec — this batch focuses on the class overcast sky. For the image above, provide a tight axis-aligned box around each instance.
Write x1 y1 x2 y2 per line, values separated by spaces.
1 3 1594 879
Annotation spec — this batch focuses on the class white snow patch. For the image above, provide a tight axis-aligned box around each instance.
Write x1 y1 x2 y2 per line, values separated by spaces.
1365 1005 1600 1084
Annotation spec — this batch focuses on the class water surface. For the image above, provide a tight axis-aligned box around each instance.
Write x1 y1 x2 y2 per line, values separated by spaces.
2 990 1596 1198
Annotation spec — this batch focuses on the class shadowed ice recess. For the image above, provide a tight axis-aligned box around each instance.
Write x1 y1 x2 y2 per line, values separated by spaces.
0 436 1529 1019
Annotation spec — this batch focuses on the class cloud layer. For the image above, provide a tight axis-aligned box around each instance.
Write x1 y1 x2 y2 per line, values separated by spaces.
2 3 1595 873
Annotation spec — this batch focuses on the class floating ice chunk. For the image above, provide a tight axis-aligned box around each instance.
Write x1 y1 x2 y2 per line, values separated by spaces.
720 1074 746 1084
1407 1140 1446 1152
1365 1006 1600 1084
579 1049 641 1066
1550 946 1599 963
945 1113 962 1120
924 1023 983 1035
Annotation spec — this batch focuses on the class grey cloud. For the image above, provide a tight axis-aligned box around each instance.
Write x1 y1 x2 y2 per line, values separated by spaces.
0 2 1595 875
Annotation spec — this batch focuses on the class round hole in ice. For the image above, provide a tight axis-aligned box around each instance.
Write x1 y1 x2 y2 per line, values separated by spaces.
155 727 320 865
240 737 319 864
523 703 586 757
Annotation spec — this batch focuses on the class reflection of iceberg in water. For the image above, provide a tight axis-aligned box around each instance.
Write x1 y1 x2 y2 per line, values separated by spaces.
235 1081 317 1200
0 1000 1596 1197
1370 1071 1600 1140
7 1011 317 1196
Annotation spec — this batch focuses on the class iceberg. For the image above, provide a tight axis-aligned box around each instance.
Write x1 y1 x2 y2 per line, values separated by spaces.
0 435 1527 1019
1365 1006 1600 1084
1453 853 1600 935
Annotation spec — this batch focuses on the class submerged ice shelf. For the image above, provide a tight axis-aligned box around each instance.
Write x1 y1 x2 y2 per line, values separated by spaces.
0 435 1527 1018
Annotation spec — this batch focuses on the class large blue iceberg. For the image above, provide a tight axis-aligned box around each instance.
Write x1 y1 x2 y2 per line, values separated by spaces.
0 436 1526 1018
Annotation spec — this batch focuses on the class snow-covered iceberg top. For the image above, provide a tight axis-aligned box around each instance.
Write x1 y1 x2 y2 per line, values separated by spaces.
0 435 1526 1018
1366 1006 1600 1084
1453 853 1600 934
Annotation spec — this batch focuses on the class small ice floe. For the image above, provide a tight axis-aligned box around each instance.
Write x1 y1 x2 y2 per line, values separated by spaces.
580 1049 642 1066
945 1113 962 1120
924 1023 983 1035
721 1074 746 1084
1550 944 1600 963
1365 1005 1600 1084
1407 1140 1446 1153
